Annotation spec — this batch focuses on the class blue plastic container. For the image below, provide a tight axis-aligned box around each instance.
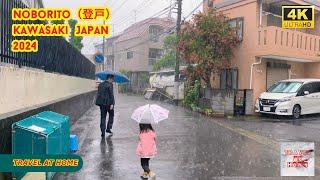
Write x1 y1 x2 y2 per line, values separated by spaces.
70 134 78 152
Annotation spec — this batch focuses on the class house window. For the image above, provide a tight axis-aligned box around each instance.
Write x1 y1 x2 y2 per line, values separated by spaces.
220 69 238 90
229 17 244 41
127 51 133 59
149 25 163 42
148 48 163 65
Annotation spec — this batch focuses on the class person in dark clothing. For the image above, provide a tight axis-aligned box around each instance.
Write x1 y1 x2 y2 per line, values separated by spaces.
95 75 115 137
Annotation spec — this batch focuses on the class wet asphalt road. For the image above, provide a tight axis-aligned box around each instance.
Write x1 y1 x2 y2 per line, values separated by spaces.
55 94 320 180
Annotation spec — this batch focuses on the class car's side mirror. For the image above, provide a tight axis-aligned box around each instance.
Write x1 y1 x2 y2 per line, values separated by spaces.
304 91 310 95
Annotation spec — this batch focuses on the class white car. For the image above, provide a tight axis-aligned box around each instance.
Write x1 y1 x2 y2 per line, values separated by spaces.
255 79 320 119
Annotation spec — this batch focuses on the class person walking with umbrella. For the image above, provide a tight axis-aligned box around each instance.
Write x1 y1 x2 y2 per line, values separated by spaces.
95 70 130 137
132 104 169 179
137 123 157 179
95 74 115 137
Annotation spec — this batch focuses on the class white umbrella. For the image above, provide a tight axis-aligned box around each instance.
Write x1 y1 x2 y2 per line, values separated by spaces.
131 104 169 124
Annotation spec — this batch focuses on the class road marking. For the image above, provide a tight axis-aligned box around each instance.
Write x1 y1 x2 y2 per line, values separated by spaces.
212 119 320 171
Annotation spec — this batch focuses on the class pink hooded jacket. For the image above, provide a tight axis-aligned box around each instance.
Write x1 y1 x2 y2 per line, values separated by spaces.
136 130 157 158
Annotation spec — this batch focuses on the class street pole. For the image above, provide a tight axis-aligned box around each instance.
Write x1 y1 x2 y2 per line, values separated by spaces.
174 0 182 105
112 24 115 71
102 19 105 71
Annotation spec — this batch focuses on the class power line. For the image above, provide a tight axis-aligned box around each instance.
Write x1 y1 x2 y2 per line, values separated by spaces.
112 1 203 54
183 0 203 20
109 5 173 38
88 0 203 57
111 0 153 23
113 4 172 27
92 6 172 47
112 0 130 16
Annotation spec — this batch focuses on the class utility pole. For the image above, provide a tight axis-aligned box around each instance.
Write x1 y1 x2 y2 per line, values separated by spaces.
112 24 115 71
174 0 182 105
102 19 105 71
168 0 173 18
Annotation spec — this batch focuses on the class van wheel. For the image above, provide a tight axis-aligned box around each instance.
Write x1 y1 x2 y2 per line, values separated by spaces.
292 105 301 119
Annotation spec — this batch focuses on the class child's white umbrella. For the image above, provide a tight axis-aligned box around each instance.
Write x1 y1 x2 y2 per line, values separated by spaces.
131 104 169 124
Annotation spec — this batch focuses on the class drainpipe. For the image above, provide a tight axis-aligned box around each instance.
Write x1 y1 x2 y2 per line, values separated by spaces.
250 57 263 89
259 0 263 27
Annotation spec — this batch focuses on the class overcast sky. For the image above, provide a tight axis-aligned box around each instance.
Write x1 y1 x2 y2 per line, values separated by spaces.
42 0 203 54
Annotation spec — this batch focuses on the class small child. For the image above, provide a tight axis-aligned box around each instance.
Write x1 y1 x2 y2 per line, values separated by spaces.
136 124 157 179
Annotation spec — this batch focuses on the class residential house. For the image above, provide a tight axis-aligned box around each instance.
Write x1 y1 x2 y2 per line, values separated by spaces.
204 0 320 107
95 35 119 72
96 17 175 92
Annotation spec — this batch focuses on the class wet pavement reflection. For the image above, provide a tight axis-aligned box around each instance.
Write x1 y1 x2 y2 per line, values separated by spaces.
54 94 318 180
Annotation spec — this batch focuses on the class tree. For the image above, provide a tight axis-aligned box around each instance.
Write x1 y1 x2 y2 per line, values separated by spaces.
50 19 83 51
178 10 240 86
68 19 83 51
152 34 177 71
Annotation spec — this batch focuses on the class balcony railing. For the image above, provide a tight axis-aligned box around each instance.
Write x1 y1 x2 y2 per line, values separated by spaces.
261 12 319 36
256 26 320 61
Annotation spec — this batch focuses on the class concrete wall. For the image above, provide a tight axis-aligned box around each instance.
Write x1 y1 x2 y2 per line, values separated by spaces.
245 89 254 115
0 66 95 116
0 66 96 179
200 88 254 115
210 90 235 115
0 90 97 180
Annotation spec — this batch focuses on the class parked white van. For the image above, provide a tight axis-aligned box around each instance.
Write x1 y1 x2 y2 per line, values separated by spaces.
255 79 320 119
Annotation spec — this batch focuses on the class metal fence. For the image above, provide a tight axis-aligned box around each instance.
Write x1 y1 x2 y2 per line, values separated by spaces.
0 0 95 79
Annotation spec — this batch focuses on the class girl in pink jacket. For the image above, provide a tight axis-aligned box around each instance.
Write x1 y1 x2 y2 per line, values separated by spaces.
136 124 157 178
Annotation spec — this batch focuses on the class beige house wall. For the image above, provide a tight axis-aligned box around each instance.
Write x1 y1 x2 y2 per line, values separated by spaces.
114 35 165 72
0 66 95 116
214 1 259 90
115 37 149 72
305 63 320 78
206 0 320 106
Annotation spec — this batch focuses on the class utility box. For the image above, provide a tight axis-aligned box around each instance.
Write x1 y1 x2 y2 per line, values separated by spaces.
35 111 70 154
12 112 70 180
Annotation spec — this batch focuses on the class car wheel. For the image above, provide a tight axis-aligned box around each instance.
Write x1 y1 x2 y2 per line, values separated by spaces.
292 105 301 119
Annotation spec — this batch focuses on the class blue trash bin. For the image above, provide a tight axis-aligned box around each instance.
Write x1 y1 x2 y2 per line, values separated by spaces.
70 135 78 152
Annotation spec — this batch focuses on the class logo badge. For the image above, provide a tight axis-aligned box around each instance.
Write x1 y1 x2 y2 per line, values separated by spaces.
281 142 315 176
282 5 314 28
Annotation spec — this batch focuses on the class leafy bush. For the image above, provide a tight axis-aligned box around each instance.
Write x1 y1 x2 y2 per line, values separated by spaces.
153 34 177 71
183 80 200 108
